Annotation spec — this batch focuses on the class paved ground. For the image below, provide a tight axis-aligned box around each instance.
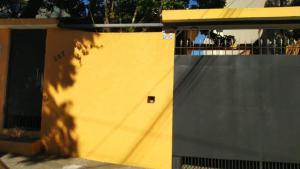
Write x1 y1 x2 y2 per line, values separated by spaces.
0 154 143 169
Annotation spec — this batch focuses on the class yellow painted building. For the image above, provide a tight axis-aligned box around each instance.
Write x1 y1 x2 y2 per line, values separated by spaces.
1 7 300 169
0 19 174 169
162 7 300 23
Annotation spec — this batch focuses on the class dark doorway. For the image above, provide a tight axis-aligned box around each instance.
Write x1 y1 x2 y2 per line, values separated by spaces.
4 30 46 131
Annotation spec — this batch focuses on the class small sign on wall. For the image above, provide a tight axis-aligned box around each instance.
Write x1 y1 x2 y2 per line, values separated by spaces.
162 31 173 40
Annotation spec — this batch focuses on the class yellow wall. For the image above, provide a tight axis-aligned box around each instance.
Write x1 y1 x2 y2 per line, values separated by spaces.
162 7 300 23
0 29 10 130
41 29 175 169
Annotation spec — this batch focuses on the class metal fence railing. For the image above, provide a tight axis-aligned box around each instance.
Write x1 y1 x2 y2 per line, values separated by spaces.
177 156 300 169
175 30 300 56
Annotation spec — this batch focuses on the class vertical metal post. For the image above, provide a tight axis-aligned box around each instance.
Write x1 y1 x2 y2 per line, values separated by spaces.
273 39 276 55
267 39 270 55
180 39 183 55
280 38 283 55
260 39 263 55
252 40 254 55
225 39 227 55
172 156 182 169
192 40 195 56
204 30 208 55
258 29 262 55
237 40 240 55
231 38 234 55
218 38 221 55
259 161 263 169
245 41 247 55
186 39 189 55
210 31 214 55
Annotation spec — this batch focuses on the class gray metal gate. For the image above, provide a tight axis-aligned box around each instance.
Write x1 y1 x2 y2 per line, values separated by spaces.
173 29 300 169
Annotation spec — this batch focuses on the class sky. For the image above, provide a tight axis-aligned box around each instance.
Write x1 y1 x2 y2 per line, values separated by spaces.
189 0 199 8
83 0 89 5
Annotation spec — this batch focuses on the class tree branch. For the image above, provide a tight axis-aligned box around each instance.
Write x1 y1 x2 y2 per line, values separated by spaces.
20 0 43 18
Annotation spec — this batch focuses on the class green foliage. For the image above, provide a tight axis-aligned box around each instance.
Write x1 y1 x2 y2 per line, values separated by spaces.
0 0 227 23
0 0 28 17
292 0 300 6
264 0 300 40
47 0 86 17
0 0 86 18
102 0 163 23
161 0 187 10
265 0 300 6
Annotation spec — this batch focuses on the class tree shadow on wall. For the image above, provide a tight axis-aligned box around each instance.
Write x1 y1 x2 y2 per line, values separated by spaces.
9 29 102 165
41 29 102 157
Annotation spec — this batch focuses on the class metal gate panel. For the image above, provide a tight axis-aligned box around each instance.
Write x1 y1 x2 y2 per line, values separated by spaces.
174 55 300 164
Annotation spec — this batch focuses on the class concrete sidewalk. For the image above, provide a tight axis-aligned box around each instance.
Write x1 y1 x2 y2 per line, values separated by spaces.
0 154 142 169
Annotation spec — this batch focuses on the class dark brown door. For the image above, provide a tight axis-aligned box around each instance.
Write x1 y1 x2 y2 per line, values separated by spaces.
4 30 46 131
